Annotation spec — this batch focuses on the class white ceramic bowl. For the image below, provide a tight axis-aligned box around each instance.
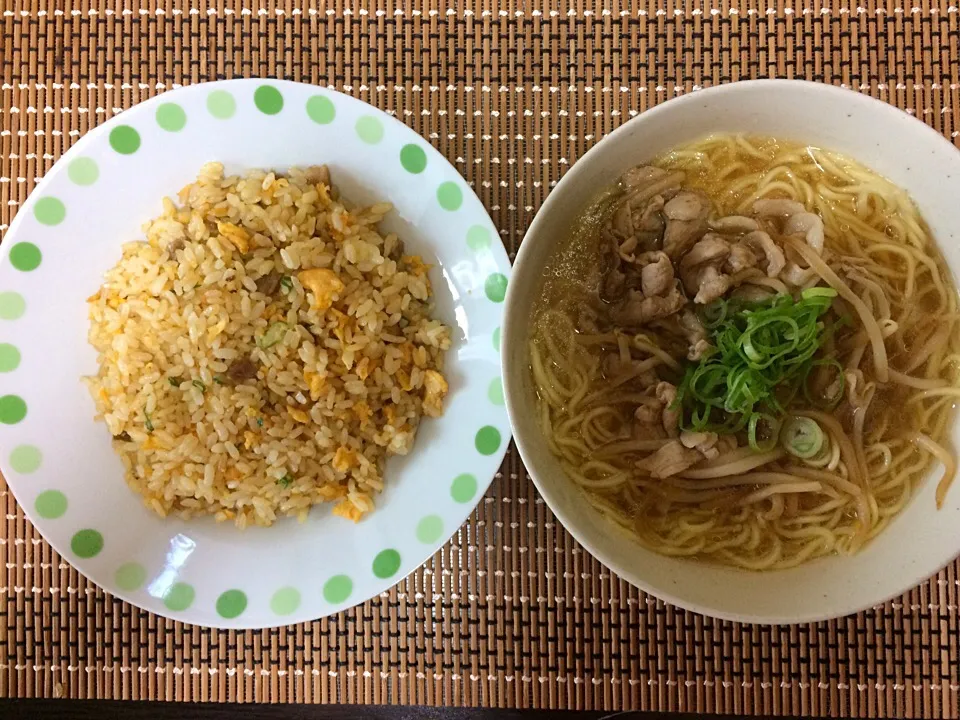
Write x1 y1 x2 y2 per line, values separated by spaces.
502 79 960 624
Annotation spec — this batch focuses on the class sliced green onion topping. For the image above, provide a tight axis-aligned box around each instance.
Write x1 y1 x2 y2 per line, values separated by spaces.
259 322 288 349
781 416 825 459
192 380 206 392
677 289 839 438
748 413 781 452
801 287 838 301
699 300 729 329
803 358 845 409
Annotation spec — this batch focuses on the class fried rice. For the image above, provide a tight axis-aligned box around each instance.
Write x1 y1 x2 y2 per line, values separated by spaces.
85 162 451 528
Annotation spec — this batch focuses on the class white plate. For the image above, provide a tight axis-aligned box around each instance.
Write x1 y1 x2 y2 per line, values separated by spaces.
0 79 511 628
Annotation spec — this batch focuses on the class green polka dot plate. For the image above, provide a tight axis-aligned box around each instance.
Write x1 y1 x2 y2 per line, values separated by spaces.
0 79 510 628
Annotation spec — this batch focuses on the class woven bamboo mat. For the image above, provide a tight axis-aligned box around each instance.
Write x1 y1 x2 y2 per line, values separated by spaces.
2 0 959 714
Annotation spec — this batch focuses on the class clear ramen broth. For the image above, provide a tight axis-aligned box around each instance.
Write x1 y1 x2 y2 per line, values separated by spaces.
529 134 960 570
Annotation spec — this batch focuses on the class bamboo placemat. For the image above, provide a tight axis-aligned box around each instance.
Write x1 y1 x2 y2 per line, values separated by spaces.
1 0 959 715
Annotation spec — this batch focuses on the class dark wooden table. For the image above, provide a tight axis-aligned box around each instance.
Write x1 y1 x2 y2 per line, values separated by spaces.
0 703 775 719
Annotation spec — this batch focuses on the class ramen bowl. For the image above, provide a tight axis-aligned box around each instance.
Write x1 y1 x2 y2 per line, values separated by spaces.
502 79 960 624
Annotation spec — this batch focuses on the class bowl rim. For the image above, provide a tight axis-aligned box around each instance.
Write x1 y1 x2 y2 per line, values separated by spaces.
502 78 960 624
